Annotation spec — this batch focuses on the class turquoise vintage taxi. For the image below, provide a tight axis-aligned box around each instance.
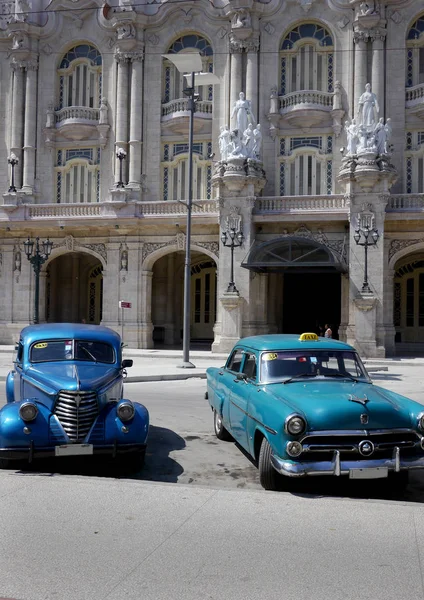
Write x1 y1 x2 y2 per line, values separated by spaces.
206 333 424 490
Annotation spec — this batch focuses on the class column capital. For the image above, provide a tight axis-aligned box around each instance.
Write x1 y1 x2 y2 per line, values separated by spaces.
353 30 369 43
114 48 132 64
10 56 38 71
129 50 144 62
229 32 259 53
369 28 387 42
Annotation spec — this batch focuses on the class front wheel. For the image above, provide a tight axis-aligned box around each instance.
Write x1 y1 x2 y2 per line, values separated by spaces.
213 410 232 441
258 438 280 491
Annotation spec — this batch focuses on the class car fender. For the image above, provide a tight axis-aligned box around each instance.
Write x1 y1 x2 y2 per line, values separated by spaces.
6 371 15 404
0 401 52 448
103 400 149 446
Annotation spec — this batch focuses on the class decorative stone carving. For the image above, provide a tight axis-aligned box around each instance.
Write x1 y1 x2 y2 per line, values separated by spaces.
281 224 347 262
218 125 232 161
14 0 30 22
116 23 135 39
147 34 159 46
338 16 350 29
120 244 128 271
232 9 251 30
389 239 424 262
84 243 107 263
389 10 402 24
196 241 219 259
357 83 379 128
65 235 75 252
298 0 316 12
99 98 108 125
141 242 168 264
14 247 21 274
269 87 279 115
263 22 275 35
356 202 375 230
331 80 345 137
223 205 242 233
176 231 186 251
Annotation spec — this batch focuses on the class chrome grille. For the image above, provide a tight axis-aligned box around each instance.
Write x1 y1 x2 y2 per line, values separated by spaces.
300 430 421 460
54 391 98 443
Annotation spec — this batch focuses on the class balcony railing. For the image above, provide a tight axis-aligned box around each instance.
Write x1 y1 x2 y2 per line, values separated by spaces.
137 199 218 217
405 84 424 109
280 91 333 113
387 194 424 211
255 195 347 213
55 106 100 124
29 203 103 218
161 98 213 118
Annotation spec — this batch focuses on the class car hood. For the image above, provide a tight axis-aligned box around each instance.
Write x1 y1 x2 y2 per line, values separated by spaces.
267 380 419 430
25 363 120 393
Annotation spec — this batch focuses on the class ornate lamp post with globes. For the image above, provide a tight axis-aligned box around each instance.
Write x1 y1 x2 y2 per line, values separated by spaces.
221 226 245 293
7 153 19 193
353 225 379 293
116 147 127 188
24 237 54 324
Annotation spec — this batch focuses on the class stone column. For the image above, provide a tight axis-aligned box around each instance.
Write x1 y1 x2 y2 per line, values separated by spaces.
140 270 153 348
246 42 259 123
39 272 47 323
230 39 243 115
353 33 368 117
128 52 144 189
114 51 130 186
371 33 385 118
164 254 175 345
22 58 38 193
71 254 79 322
10 59 25 189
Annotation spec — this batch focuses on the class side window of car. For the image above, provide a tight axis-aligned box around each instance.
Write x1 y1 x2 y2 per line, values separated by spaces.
16 343 23 364
242 353 257 380
227 349 244 373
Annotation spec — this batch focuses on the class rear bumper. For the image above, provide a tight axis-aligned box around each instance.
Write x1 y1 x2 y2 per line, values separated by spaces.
0 443 147 462
271 448 424 477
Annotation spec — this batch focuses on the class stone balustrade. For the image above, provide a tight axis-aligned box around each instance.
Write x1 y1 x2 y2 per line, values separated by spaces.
405 84 424 108
55 106 100 123
387 194 424 210
255 195 347 213
279 90 333 112
161 98 213 118
29 204 103 218
137 199 218 216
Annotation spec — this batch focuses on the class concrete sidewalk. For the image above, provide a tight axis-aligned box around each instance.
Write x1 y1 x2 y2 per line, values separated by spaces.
0 343 422 382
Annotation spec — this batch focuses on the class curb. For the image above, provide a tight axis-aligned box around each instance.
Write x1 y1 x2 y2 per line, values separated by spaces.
126 372 207 383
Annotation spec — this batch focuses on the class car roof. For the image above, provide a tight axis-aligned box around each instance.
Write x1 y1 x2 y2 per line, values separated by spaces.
233 334 355 353
19 323 121 345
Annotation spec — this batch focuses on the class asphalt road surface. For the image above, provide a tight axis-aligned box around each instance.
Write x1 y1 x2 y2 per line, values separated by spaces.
3 378 424 503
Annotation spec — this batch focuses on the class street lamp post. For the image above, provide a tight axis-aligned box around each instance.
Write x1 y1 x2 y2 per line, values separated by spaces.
7 153 19 193
24 237 54 324
162 52 220 368
221 227 245 293
353 226 379 293
116 148 127 188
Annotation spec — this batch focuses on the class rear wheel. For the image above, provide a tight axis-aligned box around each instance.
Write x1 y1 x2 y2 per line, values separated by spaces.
258 438 280 491
213 410 232 441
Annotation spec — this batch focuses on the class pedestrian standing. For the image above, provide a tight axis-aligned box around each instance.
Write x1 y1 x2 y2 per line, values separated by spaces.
324 324 332 338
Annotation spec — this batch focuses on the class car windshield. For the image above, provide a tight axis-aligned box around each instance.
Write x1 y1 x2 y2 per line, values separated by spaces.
260 350 370 384
30 339 115 364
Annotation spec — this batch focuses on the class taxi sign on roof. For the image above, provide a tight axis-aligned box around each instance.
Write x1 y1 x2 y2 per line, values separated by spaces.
299 332 319 341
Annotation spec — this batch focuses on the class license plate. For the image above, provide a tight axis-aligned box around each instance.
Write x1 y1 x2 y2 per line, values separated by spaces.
349 467 388 479
55 444 93 457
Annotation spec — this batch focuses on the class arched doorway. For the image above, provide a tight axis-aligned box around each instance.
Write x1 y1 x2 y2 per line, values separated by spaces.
393 253 424 345
242 236 346 337
151 250 217 346
46 252 103 323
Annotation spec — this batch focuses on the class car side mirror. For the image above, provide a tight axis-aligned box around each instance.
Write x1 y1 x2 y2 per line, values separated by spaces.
235 372 248 382
122 359 133 369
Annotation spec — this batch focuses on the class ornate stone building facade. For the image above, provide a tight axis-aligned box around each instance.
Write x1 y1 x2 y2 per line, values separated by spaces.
0 0 424 356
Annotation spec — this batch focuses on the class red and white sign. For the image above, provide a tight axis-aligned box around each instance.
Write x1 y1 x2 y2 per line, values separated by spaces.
119 301 132 309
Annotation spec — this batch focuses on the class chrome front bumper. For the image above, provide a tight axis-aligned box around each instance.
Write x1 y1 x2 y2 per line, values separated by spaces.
271 448 424 477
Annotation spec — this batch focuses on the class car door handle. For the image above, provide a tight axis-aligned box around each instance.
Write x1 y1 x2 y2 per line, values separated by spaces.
219 372 223 375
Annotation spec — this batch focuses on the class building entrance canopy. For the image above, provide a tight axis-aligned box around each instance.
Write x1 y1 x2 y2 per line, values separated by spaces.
241 236 347 273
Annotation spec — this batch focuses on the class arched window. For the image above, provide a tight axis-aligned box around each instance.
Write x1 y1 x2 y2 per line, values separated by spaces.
163 34 213 103
162 142 212 201
280 23 333 95
406 15 424 88
55 148 100 203
58 44 102 109
405 131 424 193
278 135 333 196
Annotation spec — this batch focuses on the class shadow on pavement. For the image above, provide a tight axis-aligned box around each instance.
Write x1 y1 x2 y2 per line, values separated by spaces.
8 425 186 483
370 373 403 381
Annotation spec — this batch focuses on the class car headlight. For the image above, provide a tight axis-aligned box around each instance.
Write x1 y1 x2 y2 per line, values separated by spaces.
285 414 307 436
117 401 135 422
418 412 424 432
19 402 38 422
286 441 303 457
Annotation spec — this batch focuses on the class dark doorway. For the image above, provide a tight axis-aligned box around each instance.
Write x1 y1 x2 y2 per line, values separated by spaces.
282 273 341 338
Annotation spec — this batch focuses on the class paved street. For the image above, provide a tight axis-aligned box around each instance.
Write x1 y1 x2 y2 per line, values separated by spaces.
2 363 424 599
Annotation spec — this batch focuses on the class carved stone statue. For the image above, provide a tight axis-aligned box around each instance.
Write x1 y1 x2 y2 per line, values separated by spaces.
232 9 251 29
242 123 254 157
228 129 244 158
14 0 30 22
357 83 379 128
117 24 135 40
384 118 392 153
345 119 358 155
252 124 262 160
270 87 279 114
374 118 386 154
332 80 343 111
218 124 232 161
99 98 108 124
359 0 378 16
46 103 55 128
231 92 255 134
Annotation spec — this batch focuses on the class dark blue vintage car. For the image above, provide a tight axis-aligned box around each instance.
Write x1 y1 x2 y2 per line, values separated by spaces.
0 323 149 469
206 333 424 490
